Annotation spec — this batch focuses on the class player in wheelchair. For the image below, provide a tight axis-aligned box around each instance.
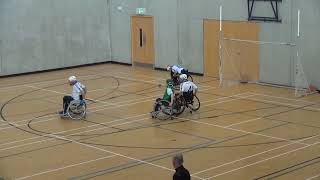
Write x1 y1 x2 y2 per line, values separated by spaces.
59 76 87 120
177 74 200 112
166 65 190 86
151 79 188 120
151 79 174 118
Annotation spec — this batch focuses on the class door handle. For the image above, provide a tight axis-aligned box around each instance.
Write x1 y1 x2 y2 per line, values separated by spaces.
139 28 143 47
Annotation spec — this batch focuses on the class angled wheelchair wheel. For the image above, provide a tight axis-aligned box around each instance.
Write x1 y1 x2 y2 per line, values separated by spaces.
173 96 186 116
157 100 172 120
154 110 171 120
187 95 200 111
67 100 87 120
153 100 172 120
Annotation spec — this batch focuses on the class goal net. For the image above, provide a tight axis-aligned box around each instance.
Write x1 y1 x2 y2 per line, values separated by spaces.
219 38 310 97
294 51 311 97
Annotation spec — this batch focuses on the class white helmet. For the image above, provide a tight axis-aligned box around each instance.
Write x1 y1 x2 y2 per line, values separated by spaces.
166 65 171 71
68 76 77 82
179 74 188 80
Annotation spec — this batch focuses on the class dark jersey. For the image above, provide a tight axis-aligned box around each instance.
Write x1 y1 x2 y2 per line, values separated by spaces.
173 166 191 180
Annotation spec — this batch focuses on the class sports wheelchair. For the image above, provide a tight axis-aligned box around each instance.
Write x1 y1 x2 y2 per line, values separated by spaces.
64 99 87 120
151 97 185 120
183 92 200 113
151 93 200 120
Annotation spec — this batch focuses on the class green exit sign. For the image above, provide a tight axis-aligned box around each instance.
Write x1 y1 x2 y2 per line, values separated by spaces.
136 8 146 15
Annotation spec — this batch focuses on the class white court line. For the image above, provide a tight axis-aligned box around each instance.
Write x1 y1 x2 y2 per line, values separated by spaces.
244 97 320 112
0 86 221 147
0 74 171 126
1 91 306 153
0 90 307 152
0 68 160 95
5 91 312 179
116 71 214 89
0 91 248 150
0 66 133 90
0 117 152 154
5 86 312 173
14 92 314 180
1 70 212 115
0 113 149 148
192 134 319 176
15 155 117 180
0 83 137 127
250 92 315 104
0 93 156 129
0 68 155 91
306 173 320 180
0 67 217 127
175 115 309 146
205 140 320 179
0 63 168 91
72 93 251 136
224 96 320 128
15 134 206 180
0 67 212 127
0 81 164 127
0 86 216 131
0 92 251 152
24 85 117 106
0 73 104 91
0 64 212 92
1 92 304 157
0 65 318 177
0 85 217 130
0 86 228 150
225 117 262 128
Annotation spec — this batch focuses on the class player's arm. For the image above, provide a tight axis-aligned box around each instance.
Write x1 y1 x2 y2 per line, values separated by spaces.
170 93 174 106
192 82 198 95
81 85 87 99
167 88 174 106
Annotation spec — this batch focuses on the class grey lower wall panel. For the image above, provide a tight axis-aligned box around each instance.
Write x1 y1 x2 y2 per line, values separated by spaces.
0 0 111 76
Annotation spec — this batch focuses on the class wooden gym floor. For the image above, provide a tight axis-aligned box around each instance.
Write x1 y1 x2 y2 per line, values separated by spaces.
0 63 319 180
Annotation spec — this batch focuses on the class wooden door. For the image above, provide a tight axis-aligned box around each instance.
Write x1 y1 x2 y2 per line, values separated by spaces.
131 16 154 65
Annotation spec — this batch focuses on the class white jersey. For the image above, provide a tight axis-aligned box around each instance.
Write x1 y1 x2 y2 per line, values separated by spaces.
180 81 198 93
171 65 184 74
72 82 86 100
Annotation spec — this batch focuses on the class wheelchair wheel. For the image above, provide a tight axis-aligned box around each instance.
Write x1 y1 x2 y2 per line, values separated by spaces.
67 100 87 120
173 96 186 116
187 95 200 111
154 100 172 120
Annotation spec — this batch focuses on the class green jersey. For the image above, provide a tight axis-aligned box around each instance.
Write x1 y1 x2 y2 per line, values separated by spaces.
163 87 174 102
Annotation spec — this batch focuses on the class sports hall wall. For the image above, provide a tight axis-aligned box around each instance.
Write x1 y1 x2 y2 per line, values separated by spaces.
110 0 320 87
0 0 112 76
0 0 319 87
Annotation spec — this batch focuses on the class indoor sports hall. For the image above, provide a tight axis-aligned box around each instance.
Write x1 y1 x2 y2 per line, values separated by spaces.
0 0 319 179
